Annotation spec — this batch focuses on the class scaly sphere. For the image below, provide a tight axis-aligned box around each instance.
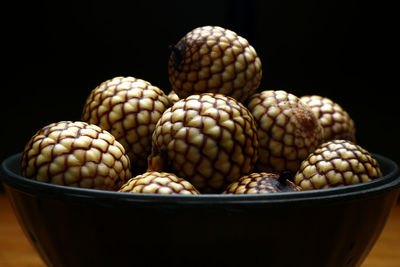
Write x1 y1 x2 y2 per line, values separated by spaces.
300 95 356 142
168 26 262 103
150 93 259 193
224 172 301 194
21 121 131 190
119 171 200 195
247 90 324 173
81 76 170 171
295 140 382 190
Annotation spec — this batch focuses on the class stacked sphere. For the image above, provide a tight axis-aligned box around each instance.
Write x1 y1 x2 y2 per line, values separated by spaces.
21 25 382 195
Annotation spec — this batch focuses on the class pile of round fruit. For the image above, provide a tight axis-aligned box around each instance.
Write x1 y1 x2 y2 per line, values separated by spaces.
21 26 382 195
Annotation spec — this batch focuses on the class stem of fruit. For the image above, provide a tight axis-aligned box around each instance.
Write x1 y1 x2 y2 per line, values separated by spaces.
147 150 165 172
278 170 293 185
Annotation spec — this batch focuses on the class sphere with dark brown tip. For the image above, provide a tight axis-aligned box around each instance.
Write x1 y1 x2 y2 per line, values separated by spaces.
300 95 356 143
294 140 382 190
224 172 302 194
168 26 262 103
247 90 324 173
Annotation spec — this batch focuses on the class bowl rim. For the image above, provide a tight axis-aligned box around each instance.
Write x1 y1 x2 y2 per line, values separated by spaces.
1 152 399 205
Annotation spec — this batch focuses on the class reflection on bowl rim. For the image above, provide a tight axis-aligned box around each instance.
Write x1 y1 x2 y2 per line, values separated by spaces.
1 152 399 205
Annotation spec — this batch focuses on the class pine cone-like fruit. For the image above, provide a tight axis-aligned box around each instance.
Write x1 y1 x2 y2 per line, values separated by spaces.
224 172 301 194
247 90 324 173
119 171 200 195
21 121 131 190
295 140 382 190
81 76 171 172
168 26 262 103
149 93 259 193
300 95 356 142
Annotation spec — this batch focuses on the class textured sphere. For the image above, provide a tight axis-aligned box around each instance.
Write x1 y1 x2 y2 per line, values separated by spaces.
168 26 262 103
119 171 200 195
150 93 259 193
224 172 301 194
295 140 382 190
247 90 324 173
21 121 131 190
81 76 171 171
300 95 356 142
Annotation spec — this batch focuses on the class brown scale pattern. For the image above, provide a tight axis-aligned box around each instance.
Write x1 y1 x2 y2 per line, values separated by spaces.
150 93 259 193
119 171 200 195
300 95 356 143
224 172 301 194
81 76 171 171
21 121 131 190
295 140 382 190
168 26 262 103
247 90 324 173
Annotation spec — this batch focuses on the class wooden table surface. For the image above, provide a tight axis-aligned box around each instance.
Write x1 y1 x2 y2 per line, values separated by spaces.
0 192 399 267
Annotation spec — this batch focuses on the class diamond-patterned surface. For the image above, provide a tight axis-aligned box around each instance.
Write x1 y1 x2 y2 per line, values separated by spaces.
168 26 262 103
21 121 131 190
150 93 259 193
295 140 382 190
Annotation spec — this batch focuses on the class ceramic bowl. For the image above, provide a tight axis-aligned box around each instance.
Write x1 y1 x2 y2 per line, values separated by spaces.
1 153 399 267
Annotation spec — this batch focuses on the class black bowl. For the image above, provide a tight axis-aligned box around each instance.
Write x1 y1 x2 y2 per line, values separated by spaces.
1 153 399 267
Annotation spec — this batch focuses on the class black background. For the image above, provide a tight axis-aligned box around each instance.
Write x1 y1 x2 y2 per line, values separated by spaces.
2 1 397 165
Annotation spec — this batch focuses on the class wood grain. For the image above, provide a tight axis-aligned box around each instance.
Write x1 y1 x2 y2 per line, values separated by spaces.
362 199 400 267
0 193 44 267
0 192 399 266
